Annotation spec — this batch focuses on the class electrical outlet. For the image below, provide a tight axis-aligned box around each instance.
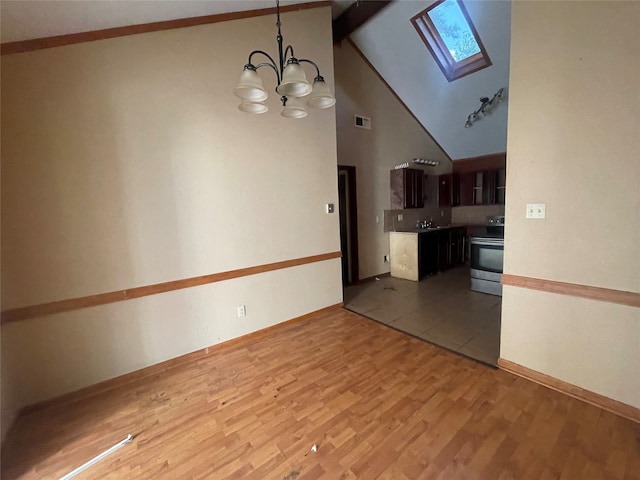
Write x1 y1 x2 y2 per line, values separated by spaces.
326 203 334 214
526 203 546 219
384 255 389 263
397 213 403 222
237 305 246 317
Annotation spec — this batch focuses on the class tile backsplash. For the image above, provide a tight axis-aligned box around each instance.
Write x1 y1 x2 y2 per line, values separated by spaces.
384 207 452 232
384 205 505 231
452 205 505 225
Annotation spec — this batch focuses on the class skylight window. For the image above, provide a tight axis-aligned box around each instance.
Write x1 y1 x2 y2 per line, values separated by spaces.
411 0 491 82
428 0 480 61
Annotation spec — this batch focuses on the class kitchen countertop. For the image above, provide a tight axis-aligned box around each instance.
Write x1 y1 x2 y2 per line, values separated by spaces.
391 224 476 234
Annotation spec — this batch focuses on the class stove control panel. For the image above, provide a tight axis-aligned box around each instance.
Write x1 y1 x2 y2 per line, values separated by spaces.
486 215 505 226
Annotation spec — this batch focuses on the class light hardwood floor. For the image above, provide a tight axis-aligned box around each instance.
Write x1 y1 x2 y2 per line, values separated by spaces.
2 308 638 479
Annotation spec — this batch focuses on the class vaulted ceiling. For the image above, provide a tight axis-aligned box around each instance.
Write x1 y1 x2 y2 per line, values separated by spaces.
0 0 510 160
349 1 511 160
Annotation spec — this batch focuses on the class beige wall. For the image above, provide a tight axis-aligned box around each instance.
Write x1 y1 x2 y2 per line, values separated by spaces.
502 1 640 407
334 41 451 280
1 6 342 438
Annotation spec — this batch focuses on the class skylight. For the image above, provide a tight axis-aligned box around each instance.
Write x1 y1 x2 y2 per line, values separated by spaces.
428 0 480 61
411 0 491 82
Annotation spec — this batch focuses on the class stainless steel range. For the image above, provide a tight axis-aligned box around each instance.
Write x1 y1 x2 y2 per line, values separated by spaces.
470 215 504 296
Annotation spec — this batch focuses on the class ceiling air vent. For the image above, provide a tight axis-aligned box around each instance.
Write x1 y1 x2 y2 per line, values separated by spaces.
354 115 371 130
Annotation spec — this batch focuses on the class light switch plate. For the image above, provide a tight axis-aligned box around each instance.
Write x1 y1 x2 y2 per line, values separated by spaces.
526 203 546 219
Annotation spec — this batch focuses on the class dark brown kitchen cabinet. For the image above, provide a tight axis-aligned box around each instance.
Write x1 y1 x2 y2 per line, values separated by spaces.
437 227 466 270
472 171 495 204
449 227 466 265
437 231 450 271
496 168 506 204
458 173 475 206
418 231 439 278
456 169 505 205
390 168 424 209
484 170 497 204
419 227 467 276
438 174 453 207
418 230 450 278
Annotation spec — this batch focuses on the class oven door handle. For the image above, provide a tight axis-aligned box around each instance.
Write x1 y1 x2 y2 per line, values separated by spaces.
470 237 504 247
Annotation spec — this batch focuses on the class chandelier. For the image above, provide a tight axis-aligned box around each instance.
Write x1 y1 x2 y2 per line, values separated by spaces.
464 88 505 128
233 0 336 118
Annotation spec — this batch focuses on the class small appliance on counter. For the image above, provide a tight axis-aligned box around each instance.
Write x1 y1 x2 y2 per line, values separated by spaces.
470 216 505 296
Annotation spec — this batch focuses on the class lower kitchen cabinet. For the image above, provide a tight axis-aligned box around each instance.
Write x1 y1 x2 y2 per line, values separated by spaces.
419 232 439 277
449 227 467 266
390 227 467 281
435 227 467 272
389 232 421 281
437 232 450 271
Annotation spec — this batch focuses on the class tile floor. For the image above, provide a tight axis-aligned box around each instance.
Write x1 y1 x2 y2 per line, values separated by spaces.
343 266 502 365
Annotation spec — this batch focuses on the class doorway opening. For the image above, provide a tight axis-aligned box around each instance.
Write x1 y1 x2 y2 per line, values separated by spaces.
338 165 359 286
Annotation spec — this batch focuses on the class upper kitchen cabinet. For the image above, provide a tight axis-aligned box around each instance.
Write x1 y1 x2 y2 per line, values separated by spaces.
495 168 506 204
458 173 475 205
475 170 496 204
390 168 424 209
449 168 506 206
451 153 507 206
438 173 454 207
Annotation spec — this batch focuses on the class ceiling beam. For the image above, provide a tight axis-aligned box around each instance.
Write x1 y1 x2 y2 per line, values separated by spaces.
332 1 394 44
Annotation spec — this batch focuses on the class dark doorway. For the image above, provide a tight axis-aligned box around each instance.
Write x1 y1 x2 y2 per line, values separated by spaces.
338 165 359 286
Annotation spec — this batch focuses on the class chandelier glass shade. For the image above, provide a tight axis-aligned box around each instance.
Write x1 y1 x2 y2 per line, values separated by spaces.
281 96 308 119
307 77 337 109
233 67 268 103
238 101 269 114
233 0 336 118
277 59 312 97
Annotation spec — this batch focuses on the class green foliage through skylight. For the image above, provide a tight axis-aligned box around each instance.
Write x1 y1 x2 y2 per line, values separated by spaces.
428 0 481 62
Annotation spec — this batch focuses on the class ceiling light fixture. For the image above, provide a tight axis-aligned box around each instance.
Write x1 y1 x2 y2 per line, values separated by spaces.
393 159 440 169
465 88 505 128
413 158 440 166
233 0 336 118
